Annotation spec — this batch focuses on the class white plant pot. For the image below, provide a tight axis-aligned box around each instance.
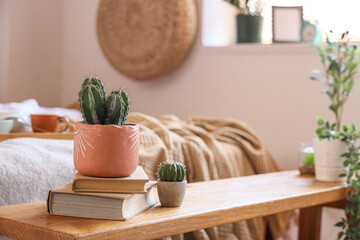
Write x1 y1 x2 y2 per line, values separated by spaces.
313 139 348 182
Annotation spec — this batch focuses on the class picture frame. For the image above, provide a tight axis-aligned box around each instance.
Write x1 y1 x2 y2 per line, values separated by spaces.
272 6 304 43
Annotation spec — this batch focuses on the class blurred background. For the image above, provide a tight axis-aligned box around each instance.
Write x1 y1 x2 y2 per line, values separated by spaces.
1 0 360 172
2 0 360 239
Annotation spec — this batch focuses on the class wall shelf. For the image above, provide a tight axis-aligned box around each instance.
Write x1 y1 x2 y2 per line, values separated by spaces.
202 43 317 55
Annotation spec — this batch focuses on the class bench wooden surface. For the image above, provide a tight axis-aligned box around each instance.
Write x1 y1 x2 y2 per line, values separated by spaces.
0 171 349 240
0 132 74 141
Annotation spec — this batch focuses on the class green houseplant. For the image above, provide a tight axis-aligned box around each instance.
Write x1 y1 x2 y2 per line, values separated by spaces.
335 125 360 239
74 77 139 178
224 0 263 43
310 32 360 238
311 31 360 181
157 162 187 207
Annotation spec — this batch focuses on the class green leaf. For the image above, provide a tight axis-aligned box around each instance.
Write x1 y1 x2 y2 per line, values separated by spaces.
224 0 241 9
316 117 324 125
339 173 347 177
347 79 354 93
310 77 323 82
311 69 322 74
329 104 337 112
336 221 345 227
354 45 360 56
315 127 324 135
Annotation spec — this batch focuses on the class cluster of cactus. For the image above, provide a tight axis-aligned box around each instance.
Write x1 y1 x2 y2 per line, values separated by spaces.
158 162 186 182
79 77 130 125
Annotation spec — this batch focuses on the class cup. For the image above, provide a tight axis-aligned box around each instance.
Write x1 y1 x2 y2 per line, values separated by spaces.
30 114 69 132
0 111 32 133
0 119 14 133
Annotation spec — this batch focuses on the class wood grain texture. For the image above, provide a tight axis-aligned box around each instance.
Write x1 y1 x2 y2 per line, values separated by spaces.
0 171 348 240
0 132 74 141
299 205 322 240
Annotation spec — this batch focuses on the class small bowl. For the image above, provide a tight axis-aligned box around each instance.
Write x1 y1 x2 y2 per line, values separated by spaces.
0 119 14 133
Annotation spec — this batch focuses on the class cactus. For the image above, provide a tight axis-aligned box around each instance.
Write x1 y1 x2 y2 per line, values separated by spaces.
120 91 130 125
105 91 124 125
78 77 131 125
79 84 106 124
158 162 186 182
82 77 106 101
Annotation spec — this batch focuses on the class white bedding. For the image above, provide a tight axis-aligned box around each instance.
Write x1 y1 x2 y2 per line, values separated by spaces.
0 138 74 206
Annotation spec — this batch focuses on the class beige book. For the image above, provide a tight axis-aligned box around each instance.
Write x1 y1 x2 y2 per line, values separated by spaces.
47 181 156 220
72 166 150 193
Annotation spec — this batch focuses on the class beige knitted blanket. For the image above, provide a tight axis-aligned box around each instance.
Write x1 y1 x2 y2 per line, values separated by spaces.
127 113 292 240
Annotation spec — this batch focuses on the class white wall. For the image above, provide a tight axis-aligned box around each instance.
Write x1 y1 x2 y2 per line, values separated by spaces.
61 0 360 171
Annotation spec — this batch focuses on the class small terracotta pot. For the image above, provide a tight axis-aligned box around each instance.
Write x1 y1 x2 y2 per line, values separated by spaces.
157 180 187 207
74 122 139 177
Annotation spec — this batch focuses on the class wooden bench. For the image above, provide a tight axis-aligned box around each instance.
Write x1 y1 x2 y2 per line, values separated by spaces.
0 132 74 142
0 171 348 240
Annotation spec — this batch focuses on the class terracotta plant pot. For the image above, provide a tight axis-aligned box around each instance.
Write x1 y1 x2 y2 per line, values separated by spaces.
313 139 348 182
74 122 139 177
157 180 187 207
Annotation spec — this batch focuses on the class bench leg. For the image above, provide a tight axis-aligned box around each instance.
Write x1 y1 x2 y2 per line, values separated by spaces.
298 205 322 240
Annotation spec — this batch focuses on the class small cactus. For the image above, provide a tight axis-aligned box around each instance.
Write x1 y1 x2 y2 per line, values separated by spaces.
78 77 130 125
158 162 186 182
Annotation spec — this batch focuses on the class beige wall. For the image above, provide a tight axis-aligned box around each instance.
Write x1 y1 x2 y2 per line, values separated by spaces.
61 0 360 171
5 0 63 106
0 0 11 102
3 0 360 172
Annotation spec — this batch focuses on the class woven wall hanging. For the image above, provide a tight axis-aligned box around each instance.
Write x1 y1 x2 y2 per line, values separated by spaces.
97 0 198 81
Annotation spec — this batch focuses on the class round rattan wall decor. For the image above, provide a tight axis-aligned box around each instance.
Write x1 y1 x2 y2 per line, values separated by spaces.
97 0 198 81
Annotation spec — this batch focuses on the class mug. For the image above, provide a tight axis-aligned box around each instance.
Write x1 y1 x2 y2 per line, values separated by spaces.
0 119 14 134
0 111 32 133
30 114 69 132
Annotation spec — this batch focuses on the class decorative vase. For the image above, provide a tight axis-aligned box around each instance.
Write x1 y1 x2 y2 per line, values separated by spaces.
313 139 348 182
236 14 263 43
157 180 187 207
73 122 139 177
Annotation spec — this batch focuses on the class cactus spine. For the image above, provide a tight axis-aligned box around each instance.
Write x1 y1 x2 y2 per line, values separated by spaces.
78 77 130 126
158 162 186 182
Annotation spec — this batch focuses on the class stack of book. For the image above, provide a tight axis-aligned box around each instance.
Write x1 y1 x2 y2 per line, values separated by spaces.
47 166 156 220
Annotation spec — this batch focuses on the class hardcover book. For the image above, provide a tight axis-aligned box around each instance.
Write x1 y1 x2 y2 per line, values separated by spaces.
47 181 156 220
72 166 149 193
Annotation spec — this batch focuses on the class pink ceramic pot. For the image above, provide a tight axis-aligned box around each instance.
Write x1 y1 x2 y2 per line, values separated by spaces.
74 122 139 177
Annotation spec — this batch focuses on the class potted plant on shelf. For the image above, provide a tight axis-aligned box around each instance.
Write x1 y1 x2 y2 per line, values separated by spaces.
311 31 360 181
225 0 263 43
157 162 187 207
74 77 139 178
